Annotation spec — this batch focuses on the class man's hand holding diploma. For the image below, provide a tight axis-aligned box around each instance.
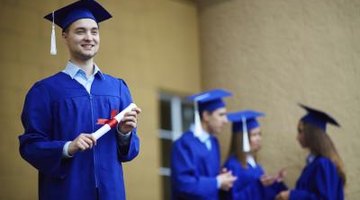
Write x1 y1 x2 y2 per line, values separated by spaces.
117 104 142 134
68 103 141 156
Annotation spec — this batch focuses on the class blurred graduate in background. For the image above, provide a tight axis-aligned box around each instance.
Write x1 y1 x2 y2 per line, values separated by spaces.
276 104 346 200
171 89 237 200
221 110 287 200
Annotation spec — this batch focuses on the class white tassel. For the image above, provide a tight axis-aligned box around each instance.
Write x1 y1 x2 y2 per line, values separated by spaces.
242 117 250 152
193 93 210 137
50 11 57 55
194 102 203 137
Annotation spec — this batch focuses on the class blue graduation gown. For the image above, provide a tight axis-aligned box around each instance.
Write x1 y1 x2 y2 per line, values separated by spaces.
171 131 220 200
290 156 344 200
221 155 287 200
19 72 140 200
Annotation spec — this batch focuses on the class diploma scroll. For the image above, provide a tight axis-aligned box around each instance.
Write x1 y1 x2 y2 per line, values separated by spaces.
92 103 137 140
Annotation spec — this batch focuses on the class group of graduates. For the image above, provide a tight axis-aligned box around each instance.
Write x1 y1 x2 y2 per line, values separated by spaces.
170 89 346 200
16 0 346 199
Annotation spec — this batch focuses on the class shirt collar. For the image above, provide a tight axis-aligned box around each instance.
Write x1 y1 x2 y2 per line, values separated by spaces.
190 124 211 143
247 155 257 168
63 61 104 79
307 154 317 164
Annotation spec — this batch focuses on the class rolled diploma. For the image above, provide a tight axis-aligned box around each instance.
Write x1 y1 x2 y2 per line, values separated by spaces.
92 103 137 140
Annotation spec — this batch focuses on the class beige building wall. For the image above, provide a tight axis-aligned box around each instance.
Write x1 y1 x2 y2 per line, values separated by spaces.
198 0 360 199
0 0 200 199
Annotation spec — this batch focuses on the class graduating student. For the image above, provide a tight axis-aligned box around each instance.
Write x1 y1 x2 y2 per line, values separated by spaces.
221 110 287 200
171 89 237 200
276 104 346 200
18 1 141 200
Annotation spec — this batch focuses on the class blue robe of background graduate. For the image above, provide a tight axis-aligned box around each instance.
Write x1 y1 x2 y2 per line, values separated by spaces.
221 110 287 200
18 1 141 200
275 104 346 200
171 89 237 200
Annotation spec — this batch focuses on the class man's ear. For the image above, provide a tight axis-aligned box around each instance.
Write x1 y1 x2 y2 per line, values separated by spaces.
62 31 67 39
202 111 211 122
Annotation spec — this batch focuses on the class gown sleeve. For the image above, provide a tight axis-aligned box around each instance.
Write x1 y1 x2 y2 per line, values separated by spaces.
232 177 287 200
220 159 262 200
116 79 140 162
233 180 264 200
19 83 67 178
221 160 287 200
290 159 343 200
264 181 288 199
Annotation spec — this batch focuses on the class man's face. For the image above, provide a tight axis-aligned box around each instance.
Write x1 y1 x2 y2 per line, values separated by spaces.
63 18 100 61
203 107 228 135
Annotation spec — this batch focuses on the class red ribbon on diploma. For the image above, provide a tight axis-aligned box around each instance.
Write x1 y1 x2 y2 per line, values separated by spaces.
106 118 118 128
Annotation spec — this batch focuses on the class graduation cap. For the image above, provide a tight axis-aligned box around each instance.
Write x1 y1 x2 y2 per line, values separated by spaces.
227 110 265 152
188 89 232 136
44 0 112 55
299 104 340 131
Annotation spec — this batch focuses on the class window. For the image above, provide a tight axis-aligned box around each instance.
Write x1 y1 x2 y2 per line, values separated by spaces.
158 92 194 200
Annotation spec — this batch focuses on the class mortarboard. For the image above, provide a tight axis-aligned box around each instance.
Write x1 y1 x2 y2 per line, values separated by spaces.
227 110 265 152
299 104 340 131
228 110 265 133
44 0 112 55
188 89 232 136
